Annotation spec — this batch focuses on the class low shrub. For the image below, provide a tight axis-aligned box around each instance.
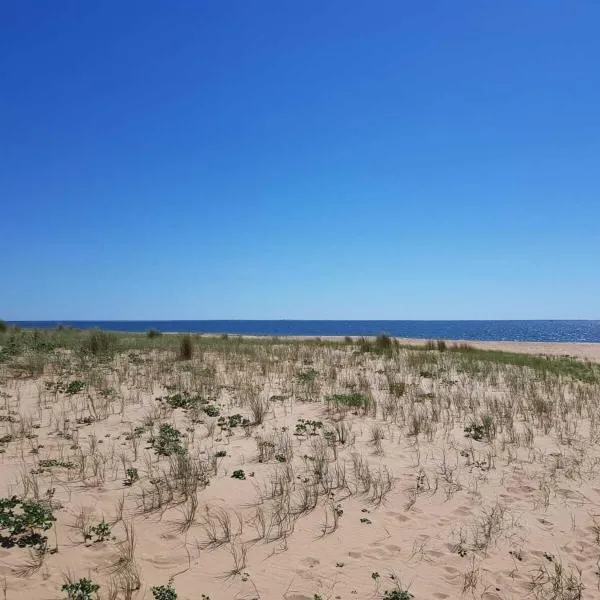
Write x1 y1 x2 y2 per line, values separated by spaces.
0 496 55 549
62 578 100 600
151 424 186 456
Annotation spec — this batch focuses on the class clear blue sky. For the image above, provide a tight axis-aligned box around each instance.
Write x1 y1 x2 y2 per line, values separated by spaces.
1 1 599 320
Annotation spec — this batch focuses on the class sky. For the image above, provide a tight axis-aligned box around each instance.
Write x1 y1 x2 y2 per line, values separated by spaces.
1 1 599 320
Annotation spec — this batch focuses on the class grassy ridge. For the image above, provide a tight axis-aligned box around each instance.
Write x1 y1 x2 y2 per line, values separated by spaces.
1 325 598 383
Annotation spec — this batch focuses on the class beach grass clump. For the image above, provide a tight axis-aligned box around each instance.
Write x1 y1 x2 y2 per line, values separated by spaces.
356 334 397 354
178 335 194 360
81 329 118 358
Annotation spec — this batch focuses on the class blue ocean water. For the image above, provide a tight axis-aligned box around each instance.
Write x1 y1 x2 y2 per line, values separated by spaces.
7 320 600 343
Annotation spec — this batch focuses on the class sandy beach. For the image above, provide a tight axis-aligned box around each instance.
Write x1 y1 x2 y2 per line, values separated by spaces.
0 330 599 599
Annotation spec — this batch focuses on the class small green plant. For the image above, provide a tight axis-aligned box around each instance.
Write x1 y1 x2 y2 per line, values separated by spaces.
297 369 318 384
382 590 414 600
0 496 55 549
295 419 323 436
151 424 186 456
36 459 75 472
215 450 227 458
203 405 220 418
151 584 177 600
389 382 406 397
62 578 100 600
65 380 87 395
326 393 369 410
160 392 202 410
464 422 485 441
124 467 139 486
231 469 246 480
227 413 245 427
89 520 113 542
464 415 495 442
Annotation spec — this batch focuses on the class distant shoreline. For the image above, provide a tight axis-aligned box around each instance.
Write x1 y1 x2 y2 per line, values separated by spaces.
6 320 600 344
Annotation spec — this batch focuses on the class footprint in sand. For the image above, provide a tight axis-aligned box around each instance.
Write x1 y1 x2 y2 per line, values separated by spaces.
348 551 362 559
507 485 535 495
300 557 320 568
452 506 471 517
443 566 461 584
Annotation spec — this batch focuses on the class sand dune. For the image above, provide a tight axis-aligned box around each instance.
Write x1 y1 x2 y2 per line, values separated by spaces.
0 332 599 599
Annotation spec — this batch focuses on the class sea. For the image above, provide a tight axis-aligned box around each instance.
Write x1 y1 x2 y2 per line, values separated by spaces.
6 320 600 343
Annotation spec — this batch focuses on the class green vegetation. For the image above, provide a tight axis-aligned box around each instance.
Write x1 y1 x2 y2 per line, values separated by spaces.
160 391 204 410
82 329 118 358
151 424 186 456
89 520 113 542
297 368 318 384
382 591 414 600
38 459 75 469
203 404 220 417
357 334 399 354
124 467 139 486
396 342 600 383
152 585 177 600
295 419 323 436
231 469 246 480
178 334 193 360
65 380 87 395
5 326 591 383
62 578 100 600
326 393 370 409
0 497 55 549
464 415 495 442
